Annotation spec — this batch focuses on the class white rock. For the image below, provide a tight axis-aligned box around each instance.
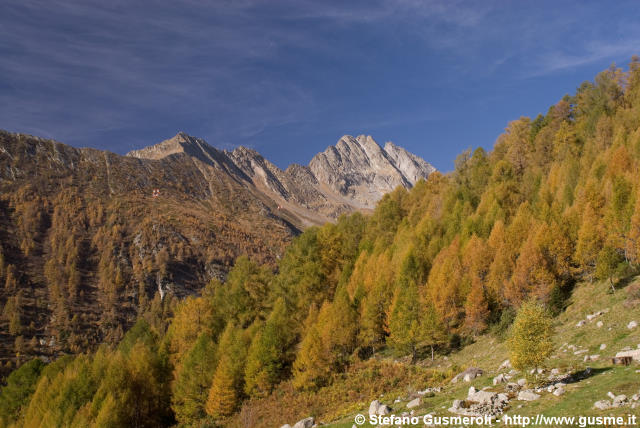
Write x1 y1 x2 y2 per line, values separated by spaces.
607 391 616 399
596 321 603 328
468 390 498 405
377 404 392 416
553 387 565 396
499 359 512 370
407 398 421 409
600 343 607 350
613 395 627 407
493 374 507 385
368 400 380 416
628 320 638 330
576 320 586 327
616 349 640 361
293 417 314 428
632 394 640 401
550 368 560 375
517 390 541 401
517 378 527 387
281 425 292 428
594 400 611 410
468 386 477 396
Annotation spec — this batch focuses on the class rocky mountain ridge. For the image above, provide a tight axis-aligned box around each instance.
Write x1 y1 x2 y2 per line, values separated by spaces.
0 129 434 373
127 132 436 224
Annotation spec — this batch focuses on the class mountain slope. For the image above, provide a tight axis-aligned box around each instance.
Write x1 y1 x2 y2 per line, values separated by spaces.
0 130 434 374
128 132 435 225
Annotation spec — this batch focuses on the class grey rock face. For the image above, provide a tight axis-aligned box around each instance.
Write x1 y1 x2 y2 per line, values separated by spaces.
309 135 435 208
129 133 435 227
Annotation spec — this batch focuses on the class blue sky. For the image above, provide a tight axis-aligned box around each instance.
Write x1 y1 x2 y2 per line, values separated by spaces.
1 0 639 171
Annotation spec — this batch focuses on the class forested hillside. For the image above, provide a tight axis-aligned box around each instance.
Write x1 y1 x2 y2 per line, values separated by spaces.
3 59 640 427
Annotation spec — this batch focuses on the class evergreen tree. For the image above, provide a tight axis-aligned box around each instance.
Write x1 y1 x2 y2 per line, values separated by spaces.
171 333 217 425
244 299 294 396
205 355 238 419
388 279 421 361
508 300 554 372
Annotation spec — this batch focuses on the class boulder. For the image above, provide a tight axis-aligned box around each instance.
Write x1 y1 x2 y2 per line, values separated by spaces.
505 383 521 393
377 404 392 415
616 349 640 361
451 367 483 383
613 395 627 407
493 374 507 385
594 400 611 410
293 417 314 428
517 390 541 401
368 400 380 416
497 393 509 404
628 320 638 330
468 390 497 405
498 359 512 370
407 398 421 409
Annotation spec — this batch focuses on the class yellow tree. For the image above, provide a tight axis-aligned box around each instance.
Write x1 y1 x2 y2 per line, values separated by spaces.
427 238 463 328
205 355 237 419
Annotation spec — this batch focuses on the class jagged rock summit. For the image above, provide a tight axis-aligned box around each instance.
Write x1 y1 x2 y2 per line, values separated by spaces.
128 132 436 223
309 135 436 208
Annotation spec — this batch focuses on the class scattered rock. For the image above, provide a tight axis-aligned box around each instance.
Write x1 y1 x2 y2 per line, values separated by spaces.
505 383 521 393
369 400 380 416
517 378 527 387
596 321 603 328
628 320 638 330
553 387 565 396
607 391 616 399
600 343 607 350
550 368 560 376
377 404 392 415
613 395 628 407
468 390 497 405
616 349 640 361
499 359 512 370
280 425 292 428
493 374 507 385
584 354 600 362
576 320 586 327
517 390 541 401
292 417 314 428
450 390 509 418
451 367 484 383
407 398 421 409
468 386 477 396
594 400 611 410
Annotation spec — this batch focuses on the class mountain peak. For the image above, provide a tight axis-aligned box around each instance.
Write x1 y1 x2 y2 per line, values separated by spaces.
126 132 205 160
309 134 434 208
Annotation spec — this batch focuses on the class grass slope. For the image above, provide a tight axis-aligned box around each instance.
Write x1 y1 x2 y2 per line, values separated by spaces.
239 277 640 428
